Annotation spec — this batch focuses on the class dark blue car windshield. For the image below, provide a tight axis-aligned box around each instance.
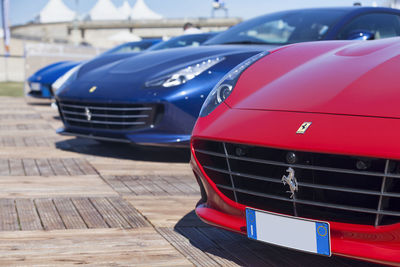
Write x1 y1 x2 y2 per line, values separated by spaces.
205 9 347 45
148 33 217 51
103 41 155 54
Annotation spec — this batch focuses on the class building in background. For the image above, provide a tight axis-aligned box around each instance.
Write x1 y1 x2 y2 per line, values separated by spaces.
10 0 239 48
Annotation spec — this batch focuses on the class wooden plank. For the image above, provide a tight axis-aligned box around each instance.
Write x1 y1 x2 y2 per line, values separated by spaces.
118 176 169 196
13 137 25 147
0 106 32 111
125 196 200 228
47 158 69 176
22 159 40 176
9 159 25 176
62 158 84 176
0 199 19 231
176 227 241 267
88 158 192 176
15 199 42 231
0 175 117 198
74 158 96 174
121 176 152 195
107 197 149 228
196 227 270 266
53 198 87 229
0 228 192 267
149 175 183 195
157 227 218 267
34 199 65 230
0 130 58 138
102 176 133 195
0 159 9 175
0 147 82 159
71 198 109 229
135 177 168 196
23 137 37 147
33 136 49 146
165 175 199 195
35 159 54 176
74 158 97 175
90 198 131 229
0 114 41 121
173 175 203 193
2 137 15 146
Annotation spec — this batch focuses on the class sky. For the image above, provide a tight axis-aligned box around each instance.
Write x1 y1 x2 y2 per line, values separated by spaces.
1 0 390 26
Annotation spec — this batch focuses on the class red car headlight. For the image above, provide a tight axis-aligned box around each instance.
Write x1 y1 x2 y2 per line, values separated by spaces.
199 51 269 117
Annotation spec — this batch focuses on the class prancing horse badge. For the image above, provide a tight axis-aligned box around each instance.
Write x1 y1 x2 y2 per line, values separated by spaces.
296 122 312 134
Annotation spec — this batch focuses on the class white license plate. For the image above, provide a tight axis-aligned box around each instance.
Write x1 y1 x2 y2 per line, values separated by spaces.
246 208 331 256
30 82 41 91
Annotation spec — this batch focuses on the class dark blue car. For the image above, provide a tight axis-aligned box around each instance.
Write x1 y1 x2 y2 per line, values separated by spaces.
27 39 161 99
56 7 400 147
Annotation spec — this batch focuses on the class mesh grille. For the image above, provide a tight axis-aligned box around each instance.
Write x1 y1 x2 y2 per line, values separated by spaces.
58 100 162 130
193 139 400 226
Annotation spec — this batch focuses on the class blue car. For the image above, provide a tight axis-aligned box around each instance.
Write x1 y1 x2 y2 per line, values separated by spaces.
56 7 400 147
51 33 219 97
27 39 161 99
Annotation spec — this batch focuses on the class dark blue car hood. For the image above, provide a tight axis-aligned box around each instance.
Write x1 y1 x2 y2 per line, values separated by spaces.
60 45 277 100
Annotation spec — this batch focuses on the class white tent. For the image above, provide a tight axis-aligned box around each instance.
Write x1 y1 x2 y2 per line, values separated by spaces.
118 0 132 20
131 0 163 20
37 0 75 23
88 0 124 21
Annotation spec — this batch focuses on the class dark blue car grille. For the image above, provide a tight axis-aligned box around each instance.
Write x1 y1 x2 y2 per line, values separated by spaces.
193 139 400 226
58 100 162 130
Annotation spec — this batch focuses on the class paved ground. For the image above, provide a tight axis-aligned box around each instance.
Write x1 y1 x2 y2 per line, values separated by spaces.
0 97 380 266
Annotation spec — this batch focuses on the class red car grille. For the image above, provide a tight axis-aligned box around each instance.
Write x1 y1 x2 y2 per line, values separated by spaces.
193 139 400 226
58 100 163 130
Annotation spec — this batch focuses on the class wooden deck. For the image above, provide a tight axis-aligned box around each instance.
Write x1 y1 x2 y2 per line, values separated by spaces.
0 96 379 266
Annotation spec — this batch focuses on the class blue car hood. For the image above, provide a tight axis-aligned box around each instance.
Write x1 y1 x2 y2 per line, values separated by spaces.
61 45 277 100
30 61 81 84
77 52 141 78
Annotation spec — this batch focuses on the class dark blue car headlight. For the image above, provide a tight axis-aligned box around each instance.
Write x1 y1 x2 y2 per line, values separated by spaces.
53 65 81 95
199 51 269 117
145 56 224 88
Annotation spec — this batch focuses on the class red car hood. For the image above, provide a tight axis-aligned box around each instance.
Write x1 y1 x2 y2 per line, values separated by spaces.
227 38 400 119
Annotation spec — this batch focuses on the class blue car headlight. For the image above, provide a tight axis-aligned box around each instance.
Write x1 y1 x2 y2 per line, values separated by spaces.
145 56 224 88
53 65 81 95
199 51 269 117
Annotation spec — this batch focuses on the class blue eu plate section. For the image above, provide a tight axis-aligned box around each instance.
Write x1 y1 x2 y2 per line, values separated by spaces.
246 208 331 256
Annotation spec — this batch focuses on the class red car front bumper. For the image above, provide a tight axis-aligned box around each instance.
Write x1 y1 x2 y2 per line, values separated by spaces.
192 154 400 265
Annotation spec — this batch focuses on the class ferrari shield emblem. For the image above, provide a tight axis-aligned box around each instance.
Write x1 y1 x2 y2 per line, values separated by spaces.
89 86 97 93
296 122 312 134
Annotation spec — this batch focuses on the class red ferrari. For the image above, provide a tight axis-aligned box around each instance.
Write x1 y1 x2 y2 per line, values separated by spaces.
191 37 400 265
